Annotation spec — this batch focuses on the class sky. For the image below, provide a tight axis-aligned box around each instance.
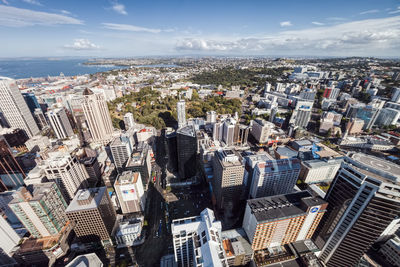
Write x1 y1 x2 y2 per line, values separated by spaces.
1 0 400 58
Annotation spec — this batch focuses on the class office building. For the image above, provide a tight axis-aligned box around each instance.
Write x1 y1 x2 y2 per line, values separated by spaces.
22 92 41 114
42 152 89 201
0 138 25 191
313 153 400 267
66 253 103 267
222 118 236 146
114 216 144 247
212 149 245 210
299 158 342 184
80 156 101 186
249 155 300 199
110 135 133 173
114 171 145 214
348 104 381 130
391 87 400 103
125 142 151 184
234 124 250 147
323 87 340 100
82 89 114 145
206 111 217 124
177 99 186 129
171 208 229 267
47 108 74 139
0 128 29 148
66 187 117 243
375 107 400 126
0 77 39 137
177 125 197 180
123 112 135 130
243 190 327 251
0 215 20 255
251 118 274 144
165 128 178 173
379 236 400 267
221 228 253 266
8 183 68 238
33 108 48 130
290 100 313 128
345 118 364 135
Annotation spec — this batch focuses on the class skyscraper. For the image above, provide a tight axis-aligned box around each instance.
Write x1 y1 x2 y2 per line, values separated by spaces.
0 77 39 137
177 99 186 129
82 89 114 145
22 92 41 114
313 153 400 267
8 183 68 238
212 149 245 210
110 135 133 173
66 187 117 243
177 125 197 180
289 100 313 128
114 171 145 214
172 208 229 267
123 112 135 130
0 214 20 255
250 118 274 144
0 137 25 191
47 108 74 139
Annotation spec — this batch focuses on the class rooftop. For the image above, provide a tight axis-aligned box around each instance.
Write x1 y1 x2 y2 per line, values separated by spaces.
115 171 140 185
66 187 106 213
66 252 103 267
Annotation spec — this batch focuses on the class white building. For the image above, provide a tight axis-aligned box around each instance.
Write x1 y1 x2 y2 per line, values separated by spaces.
114 216 144 247
123 112 135 129
177 99 186 129
289 100 313 128
47 108 74 139
82 89 114 145
41 152 89 201
114 171 145 214
172 208 228 267
206 111 216 124
0 77 39 137
300 158 342 184
250 118 274 144
0 215 20 255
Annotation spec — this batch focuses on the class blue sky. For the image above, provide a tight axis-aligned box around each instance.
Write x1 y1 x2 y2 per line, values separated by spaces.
1 0 400 57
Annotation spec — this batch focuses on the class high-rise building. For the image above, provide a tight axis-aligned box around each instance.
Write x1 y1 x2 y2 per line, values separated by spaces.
212 149 245 210
33 108 48 130
177 125 197 180
0 137 25 191
313 153 400 267
41 152 89 201
22 93 41 114
0 77 39 137
323 87 340 100
123 112 135 130
243 190 327 251
8 183 68 238
82 89 114 145
110 135 133 173
47 108 74 139
289 100 313 128
114 171 145 214
250 118 274 144
222 118 236 146
391 87 400 103
80 156 101 187
299 158 342 184
345 118 364 135
171 208 229 267
125 142 151 184
374 107 400 126
65 187 117 243
206 111 217 124
233 124 250 147
0 215 20 255
177 99 186 129
249 155 300 199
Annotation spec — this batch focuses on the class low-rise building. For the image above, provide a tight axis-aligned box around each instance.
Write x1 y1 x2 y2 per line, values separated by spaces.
114 216 144 248
299 158 342 184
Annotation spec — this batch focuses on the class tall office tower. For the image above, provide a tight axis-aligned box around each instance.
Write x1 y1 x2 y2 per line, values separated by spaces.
114 171 145 214
289 100 313 128
22 92 41 114
221 117 236 146
233 124 250 147
177 125 197 180
313 153 400 267
212 149 245 210
165 128 178 173
80 156 101 186
250 118 274 144
8 183 68 238
213 121 224 142
123 112 135 130
110 134 133 173
82 88 114 145
47 108 74 139
33 108 48 130
177 99 186 129
42 152 89 201
66 187 117 243
347 104 381 130
0 77 39 137
391 87 400 103
125 142 151 184
243 190 327 251
0 138 25 191
0 215 20 255
249 155 300 199
171 208 229 267
206 111 217 124
374 107 400 126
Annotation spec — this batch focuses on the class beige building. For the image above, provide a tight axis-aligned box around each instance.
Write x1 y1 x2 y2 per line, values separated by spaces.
212 149 245 210
250 118 274 144
114 171 145 214
82 89 114 145
346 118 364 135
66 187 116 243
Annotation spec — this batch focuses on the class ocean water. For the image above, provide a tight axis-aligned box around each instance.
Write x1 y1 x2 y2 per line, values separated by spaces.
0 59 127 79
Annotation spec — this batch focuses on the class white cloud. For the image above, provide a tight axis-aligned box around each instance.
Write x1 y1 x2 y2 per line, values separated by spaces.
64 39 100 50
111 2 127 15
360 9 379 15
280 21 292 27
389 7 400 15
60 10 71 15
0 5 83 27
312 21 325 26
22 0 42 6
326 17 346 21
102 22 163 33
176 16 400 56
1 0 9 4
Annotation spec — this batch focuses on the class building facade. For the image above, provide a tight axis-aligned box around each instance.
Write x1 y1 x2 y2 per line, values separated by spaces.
114 171 145 214
47 108 74 139
177 126 197 180
299 158 342 184
177 99 186 129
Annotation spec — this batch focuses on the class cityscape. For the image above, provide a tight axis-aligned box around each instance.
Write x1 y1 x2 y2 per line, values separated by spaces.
1 1 400 267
